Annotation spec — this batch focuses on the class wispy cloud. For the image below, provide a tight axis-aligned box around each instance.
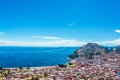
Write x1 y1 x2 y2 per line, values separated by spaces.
0 32 5 36
1 35 120 46
0 36 86 46
68 22 76 26
1 38 120 46
30 36 86 46
31 36 62 40
115 30 120 33
0 39 86 46
95 38 120 46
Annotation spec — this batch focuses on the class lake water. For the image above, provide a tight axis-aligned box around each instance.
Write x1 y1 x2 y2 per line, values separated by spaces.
0 47 78 68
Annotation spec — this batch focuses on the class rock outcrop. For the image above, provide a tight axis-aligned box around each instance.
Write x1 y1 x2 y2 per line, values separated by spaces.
115 46 120 54
69 43 110 59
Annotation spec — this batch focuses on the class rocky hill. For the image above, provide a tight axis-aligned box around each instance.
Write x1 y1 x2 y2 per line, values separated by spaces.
115 46 120 54
69 43 110 59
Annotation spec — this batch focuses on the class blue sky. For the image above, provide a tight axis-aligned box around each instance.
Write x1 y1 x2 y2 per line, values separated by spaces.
0 0 120 46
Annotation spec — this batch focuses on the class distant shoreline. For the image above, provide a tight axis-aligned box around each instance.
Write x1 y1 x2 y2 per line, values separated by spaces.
3 65 57 70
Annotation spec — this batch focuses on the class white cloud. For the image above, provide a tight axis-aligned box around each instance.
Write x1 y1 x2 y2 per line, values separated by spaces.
1 38 120 46
0 32 5 36
0 38 86 46
30 36 86 46
46 39 86 46
68 22 76 26
115 30 120 33
31 36 62 40
1 35 120 46
95 38 120 46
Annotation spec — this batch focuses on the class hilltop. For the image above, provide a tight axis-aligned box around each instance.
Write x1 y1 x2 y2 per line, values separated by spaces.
69 43 113 59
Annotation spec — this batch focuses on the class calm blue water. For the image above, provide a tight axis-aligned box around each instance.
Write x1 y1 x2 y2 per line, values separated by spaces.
0 47 78 68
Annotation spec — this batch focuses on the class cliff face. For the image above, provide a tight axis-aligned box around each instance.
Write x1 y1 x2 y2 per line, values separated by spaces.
69 43 110 59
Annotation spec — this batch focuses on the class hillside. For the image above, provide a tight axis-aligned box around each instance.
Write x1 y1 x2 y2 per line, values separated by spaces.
69 43 110 59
